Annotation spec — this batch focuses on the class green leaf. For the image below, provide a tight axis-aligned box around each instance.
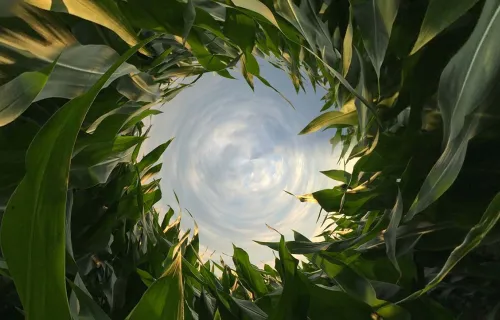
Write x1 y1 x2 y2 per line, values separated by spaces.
342 7 354 77
231 0 280 29
183 0 196 43
274 0 339 67
255 75 295 109
308 284 373 320
400 192 500 302
137 268 156 287
351 0 400 77
137 138 174 173
0 34 157 320
26 0 149 55
320 170 352 184
232 246 268 298
36 45 141 101
406 0 500 218
1 42 142 115
317 253 409 319
0 58 57 126
68 275 112 320
411 0 480 54
269 236 309 320
116 72 161 102
71 136 144 188
184 223 200 266
299 111 358 134
384 189 403 277
231 298 268 320
127 246 184 319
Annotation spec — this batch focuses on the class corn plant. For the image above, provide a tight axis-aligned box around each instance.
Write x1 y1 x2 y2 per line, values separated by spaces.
1 0 500 319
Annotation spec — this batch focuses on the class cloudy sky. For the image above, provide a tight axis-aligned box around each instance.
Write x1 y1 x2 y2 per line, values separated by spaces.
144 62 340 265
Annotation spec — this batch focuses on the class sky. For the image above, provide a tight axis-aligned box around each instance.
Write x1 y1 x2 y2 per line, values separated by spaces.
144 62 341 265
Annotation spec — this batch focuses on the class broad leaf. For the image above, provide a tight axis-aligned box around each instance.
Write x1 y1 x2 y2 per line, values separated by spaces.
400 193 500 302
269 236 309 320
232 246 268 298
0 35 156 320
407 0 500 218
0 59 56 126
411 0 480 54
127 246 184 319
25 0 148 55
116 72 161 102
351 0 400 77
69 275 112 320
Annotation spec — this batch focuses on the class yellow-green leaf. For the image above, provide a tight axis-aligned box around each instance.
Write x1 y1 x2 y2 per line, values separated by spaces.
126 247 184 319
299 110 358 134
25 0 150 55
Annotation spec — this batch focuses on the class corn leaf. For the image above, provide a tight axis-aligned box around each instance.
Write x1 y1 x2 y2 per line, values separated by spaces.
0 35 156 320
351 0 400 78
126 247 184 319
411 0 480 54
407 0 500 218
25 0 148 55
400 192 500 302
299 110 358 134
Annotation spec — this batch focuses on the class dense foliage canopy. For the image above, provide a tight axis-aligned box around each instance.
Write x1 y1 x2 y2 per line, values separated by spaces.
1 0 500 319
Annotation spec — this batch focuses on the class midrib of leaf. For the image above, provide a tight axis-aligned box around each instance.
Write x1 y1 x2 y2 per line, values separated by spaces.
448 4 500 140
27 127 62 312
373 0 379 60
285 0 310 45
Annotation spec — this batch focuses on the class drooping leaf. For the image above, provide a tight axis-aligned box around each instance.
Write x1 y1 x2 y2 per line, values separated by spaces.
317 253 409 319
411 0 480 54
25 0 149 55
71 136 144 188
0 35 157 320
0 58 57 126
274 0 339 67
351 0 400 78
231 0 279 28
231 297 268 320
183 0 196 43
406 0 500 218
116 72 161 102
400 192 500 302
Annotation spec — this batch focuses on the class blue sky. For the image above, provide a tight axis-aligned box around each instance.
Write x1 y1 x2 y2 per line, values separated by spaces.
144 62 341 265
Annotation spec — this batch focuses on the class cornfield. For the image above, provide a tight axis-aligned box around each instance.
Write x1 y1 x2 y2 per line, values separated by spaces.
1 0 500 319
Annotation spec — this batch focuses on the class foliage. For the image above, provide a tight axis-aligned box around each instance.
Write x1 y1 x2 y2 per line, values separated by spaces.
1 0 500 319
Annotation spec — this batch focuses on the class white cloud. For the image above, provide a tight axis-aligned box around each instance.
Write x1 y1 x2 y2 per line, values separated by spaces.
144 63 343 263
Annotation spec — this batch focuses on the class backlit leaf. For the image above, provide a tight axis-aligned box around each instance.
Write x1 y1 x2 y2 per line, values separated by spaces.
299 111 358 134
